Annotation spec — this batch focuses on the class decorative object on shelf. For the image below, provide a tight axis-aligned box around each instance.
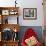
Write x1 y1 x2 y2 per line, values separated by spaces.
2 10 9 15
5 18 8 24
2 16 8 24
9 9 18 15
13 32 18 41
23 8 37 20
1 28 13 41
14 28 17 32
13 28 18 41
15 0 17 7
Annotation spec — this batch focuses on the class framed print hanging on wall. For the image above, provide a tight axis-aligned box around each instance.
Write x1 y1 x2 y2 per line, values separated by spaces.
23 8 37 20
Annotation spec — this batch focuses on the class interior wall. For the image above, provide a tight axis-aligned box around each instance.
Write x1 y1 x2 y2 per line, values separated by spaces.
0 0 44 26
18 0 44 26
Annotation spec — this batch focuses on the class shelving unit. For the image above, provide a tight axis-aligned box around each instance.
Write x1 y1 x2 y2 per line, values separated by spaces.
0 7 20 46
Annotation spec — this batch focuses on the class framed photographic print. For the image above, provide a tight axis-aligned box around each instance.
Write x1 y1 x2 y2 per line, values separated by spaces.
23 8 37 20
2 10 9 15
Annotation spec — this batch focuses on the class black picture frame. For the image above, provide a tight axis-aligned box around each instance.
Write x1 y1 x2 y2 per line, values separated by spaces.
23 8 37 20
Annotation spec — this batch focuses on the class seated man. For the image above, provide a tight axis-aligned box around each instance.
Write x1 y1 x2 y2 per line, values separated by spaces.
21 28 41 46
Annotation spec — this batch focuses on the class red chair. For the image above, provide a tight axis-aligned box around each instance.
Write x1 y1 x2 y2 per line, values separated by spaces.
21 28 41 46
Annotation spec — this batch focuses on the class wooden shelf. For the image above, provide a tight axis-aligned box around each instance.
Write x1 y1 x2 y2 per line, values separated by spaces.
0 7 19 46
0 7 19 16
0 24 20 32
1 40 19 46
